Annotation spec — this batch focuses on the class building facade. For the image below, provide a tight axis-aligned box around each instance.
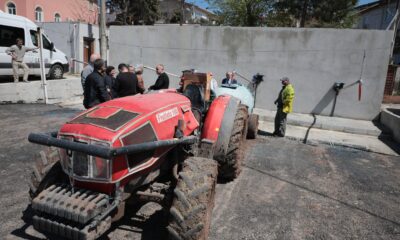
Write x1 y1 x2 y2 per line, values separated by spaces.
1 0 98 24
158 0 215 24
355 0 400 99
355 1 396 29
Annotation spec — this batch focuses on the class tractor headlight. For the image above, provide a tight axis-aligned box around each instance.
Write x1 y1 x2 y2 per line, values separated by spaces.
90 141 111 180
58 136 111 181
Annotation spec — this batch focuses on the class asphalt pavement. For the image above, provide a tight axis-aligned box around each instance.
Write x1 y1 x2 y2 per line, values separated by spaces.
1 104 400 240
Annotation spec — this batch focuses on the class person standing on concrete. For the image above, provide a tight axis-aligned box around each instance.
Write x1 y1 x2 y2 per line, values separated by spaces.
273 77 295 137
149 64 169 90
83 59 110 109
114 63 141 97
222 72 238 85
104 66 117 99
128 64 135 73
210 72 218 91
81 53 100 90
135 64 145 94
6 38 38 83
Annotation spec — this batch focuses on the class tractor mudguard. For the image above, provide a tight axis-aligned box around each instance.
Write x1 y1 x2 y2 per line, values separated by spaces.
201 95 241 159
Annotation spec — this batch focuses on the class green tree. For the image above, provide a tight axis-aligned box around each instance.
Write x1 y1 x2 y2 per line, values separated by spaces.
269 0 358 28
107 0 160 25
207 0 272 26
208 0 358 28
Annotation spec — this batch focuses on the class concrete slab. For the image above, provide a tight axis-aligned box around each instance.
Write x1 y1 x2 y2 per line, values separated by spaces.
254 108 384 137
0 78 82 104
259 121 399 156
381 108 400 143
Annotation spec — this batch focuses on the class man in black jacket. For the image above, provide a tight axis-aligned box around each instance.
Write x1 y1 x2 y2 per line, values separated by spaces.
114 64 142 97
83 59 110 109
149 64 169 90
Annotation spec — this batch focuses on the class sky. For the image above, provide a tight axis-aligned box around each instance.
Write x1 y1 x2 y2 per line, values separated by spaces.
189 0 377 10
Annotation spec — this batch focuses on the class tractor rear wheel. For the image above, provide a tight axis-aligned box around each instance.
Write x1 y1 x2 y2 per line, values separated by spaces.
167 157 218 240
247 114 259 139
28 147 67 200
217 104 248 181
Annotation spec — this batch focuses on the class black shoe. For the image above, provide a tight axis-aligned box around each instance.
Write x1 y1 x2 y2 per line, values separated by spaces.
272 133 284 137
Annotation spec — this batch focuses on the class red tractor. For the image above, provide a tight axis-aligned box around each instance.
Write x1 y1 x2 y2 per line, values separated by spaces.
27 71 259 240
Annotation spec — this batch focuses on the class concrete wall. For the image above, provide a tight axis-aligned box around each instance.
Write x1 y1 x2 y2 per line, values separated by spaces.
109 26 393 120
37 22 100 73
0 78 82 104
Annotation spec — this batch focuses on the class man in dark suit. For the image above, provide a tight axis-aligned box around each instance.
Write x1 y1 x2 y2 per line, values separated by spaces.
83 59 110 109
222 71 238 85
149 64 169 90
114 63 142 97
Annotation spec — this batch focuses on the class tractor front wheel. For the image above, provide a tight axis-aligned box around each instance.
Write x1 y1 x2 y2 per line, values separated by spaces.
167 157 218 240
28 147 67 200
247 114 259 139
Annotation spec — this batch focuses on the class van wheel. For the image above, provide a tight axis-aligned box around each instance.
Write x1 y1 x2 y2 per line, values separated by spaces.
49 64 64 79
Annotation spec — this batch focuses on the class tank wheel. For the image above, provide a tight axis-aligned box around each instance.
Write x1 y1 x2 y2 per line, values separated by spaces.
247 114 259 139
28 147 67 200
49 64 64 79
217 104 248 181
167 157 218 240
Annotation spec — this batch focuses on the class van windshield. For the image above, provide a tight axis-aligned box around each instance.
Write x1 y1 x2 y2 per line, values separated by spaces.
30 30 52 50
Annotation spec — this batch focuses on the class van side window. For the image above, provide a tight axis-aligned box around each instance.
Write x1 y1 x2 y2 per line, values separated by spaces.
0 25 24 47
30 30 52 50
42 35 52 50
30 30 38 46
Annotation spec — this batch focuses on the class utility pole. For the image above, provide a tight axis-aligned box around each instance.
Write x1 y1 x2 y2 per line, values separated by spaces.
300 0 309 28
37 28 48 104
99 0 107 61
180 0 185 26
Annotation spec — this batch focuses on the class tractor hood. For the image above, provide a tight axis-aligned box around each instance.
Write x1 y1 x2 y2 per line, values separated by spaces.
59 91 197 146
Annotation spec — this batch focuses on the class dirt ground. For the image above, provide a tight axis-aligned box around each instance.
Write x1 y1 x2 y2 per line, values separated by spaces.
1 104 400 240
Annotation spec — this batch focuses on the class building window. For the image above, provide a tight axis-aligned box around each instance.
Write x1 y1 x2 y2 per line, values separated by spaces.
54 13 61 22
35 7 43 22
7 2 16 15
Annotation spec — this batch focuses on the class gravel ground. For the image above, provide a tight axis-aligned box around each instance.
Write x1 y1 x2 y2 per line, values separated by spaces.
1 104 400 240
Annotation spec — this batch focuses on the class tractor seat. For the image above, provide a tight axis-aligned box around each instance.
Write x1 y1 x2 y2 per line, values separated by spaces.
183 84 206 116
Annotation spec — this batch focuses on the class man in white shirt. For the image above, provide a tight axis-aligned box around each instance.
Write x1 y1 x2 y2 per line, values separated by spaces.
6 38 38 83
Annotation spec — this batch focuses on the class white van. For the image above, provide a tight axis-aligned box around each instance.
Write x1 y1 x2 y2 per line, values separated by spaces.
0 12 69 79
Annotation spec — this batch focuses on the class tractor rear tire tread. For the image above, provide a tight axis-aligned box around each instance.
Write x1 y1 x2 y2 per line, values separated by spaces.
217 104 248 181
29 147 66 200
168 157 218 240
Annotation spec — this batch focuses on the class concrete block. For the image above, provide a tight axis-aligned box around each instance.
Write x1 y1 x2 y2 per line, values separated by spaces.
0 79 82 104
381 109 400 143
